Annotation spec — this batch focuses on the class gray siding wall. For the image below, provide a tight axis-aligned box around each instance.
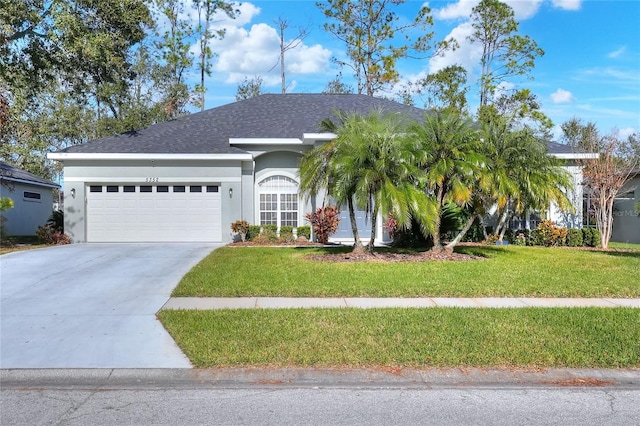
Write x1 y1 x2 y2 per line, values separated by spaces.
0 182 54 236
611 175 640 244
61 159 244 243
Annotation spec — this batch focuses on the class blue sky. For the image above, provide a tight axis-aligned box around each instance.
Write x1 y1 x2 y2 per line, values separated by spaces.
183 0 640 140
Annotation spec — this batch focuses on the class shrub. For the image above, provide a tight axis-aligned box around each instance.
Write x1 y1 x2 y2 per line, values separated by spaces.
536 220 568 247
582 227 602 248
305 205 340 244
296 225 311 240
230 220 250 242
247 225 262 241
252 228 278 244
592 228 602 248
528 229 544 246
47 210 64 233
503 228 515 244
513 230 527 246
36 225 71 245
279 225 294 243
566 228 583 247
462 218 485 243
384 215 399 241
486 234 500 245
263 224 277 234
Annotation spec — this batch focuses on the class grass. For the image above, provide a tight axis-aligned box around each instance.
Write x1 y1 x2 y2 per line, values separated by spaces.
0 236 47 255
172 245 640 298
158 307 640 368
610 241 640 250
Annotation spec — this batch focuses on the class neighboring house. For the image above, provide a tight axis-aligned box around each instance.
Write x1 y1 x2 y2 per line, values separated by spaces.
610 169 640 244
48 94 592 244
0 161 59 236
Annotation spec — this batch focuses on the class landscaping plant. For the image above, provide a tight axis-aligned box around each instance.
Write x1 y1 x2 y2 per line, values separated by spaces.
305 205 340 244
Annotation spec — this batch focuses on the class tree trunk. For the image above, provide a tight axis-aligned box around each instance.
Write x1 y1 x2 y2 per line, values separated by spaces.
495 209 509 239
367 204 378 253
347 196 364 252
445 214 476 250
431 188 445 252
478 215 489 239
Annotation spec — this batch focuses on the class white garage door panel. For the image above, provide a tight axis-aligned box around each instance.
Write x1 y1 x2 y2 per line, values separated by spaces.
87 185 222 242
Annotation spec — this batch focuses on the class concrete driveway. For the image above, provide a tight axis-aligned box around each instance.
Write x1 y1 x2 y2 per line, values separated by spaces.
1 243 217 369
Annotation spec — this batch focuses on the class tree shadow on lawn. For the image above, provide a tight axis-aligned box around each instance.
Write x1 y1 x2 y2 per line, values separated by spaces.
455 245 512 258
586 249 640 260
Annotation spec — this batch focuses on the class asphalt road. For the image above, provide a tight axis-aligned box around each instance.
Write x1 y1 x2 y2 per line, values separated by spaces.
3 383 639 425
2 369 639 425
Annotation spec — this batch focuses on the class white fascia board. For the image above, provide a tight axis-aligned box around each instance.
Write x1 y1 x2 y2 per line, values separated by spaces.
229 138 303 145
47 153 253 161
550 153 600 160
303 133 337 142
0 176 60 189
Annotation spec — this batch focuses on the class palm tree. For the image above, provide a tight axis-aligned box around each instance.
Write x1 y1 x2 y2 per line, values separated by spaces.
410 112 484 252
300 109 437 253
299 114 366 252
480 121 574 239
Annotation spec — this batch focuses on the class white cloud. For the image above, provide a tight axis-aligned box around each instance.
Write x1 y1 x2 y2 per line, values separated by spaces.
433 0 543 21
618 127 637 140
433 0 478 20
209 4 332 85
428 22 481 74
551 0 582 11
551 88 576 103
608 46 627 59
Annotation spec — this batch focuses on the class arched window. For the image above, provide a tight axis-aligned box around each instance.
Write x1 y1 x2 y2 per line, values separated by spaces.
258 175 299 228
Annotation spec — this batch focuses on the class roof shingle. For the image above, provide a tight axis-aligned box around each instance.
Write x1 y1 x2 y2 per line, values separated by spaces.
56 93 580 156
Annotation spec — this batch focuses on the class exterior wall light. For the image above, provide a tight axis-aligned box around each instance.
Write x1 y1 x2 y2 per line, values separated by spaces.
70 188 76 199
229 187 233 198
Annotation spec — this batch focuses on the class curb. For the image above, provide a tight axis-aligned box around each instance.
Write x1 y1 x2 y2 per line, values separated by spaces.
2 368 639 389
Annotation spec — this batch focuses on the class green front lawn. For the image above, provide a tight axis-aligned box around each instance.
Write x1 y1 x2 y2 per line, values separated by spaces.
158 308 640 368
172 245 640 298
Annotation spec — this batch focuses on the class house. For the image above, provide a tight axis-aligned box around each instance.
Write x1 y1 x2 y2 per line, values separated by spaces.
0 161 60 236
48 94 592 244
611 169 640 244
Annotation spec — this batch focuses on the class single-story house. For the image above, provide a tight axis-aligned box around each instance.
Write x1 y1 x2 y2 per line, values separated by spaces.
611 169 640 244
0 161 60 236
48 94 595 244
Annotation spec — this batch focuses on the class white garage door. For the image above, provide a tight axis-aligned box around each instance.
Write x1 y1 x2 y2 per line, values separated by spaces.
86 184 222 242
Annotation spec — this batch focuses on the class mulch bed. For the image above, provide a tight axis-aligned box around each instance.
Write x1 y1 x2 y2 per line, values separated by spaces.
306 250 484 263
228 240 484 262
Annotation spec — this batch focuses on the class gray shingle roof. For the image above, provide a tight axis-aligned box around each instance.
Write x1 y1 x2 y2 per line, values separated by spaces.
55 93 578 155
55 94 429 154
0 161 59 187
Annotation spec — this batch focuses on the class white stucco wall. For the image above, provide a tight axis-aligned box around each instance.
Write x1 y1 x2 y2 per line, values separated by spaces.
59 159 244 243
549 164 584 229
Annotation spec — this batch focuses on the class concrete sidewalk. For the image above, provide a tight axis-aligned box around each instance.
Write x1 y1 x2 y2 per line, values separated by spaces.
162 297 640 310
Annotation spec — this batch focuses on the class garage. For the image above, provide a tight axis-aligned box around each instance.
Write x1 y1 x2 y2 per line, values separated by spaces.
86 184 222 242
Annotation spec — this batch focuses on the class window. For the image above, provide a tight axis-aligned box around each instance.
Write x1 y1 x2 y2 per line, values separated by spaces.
89 186 102 192
190 186 202 193
258 175 298 228
206 186 219 193
140 186 152 193
123 186 135 193
157 186 169 193
106 186 119 193
260 193 278 225
280 194 298 227
173 186 185 193
23 191 41 200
